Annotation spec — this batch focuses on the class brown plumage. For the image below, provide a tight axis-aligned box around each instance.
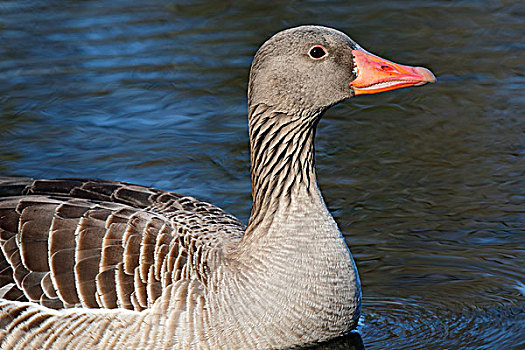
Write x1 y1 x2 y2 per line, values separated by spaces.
0 177 242 310
0 26 434 349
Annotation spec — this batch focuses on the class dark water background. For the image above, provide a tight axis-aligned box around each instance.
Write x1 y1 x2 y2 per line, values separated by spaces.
1 1 523 349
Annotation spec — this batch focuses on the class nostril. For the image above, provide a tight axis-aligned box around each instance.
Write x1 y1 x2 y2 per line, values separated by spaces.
381 65 395 72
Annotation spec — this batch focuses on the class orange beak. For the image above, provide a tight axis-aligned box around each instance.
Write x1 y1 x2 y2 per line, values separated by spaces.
350 48 436 95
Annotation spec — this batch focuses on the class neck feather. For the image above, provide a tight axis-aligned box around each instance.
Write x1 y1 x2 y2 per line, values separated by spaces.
245 103 323 236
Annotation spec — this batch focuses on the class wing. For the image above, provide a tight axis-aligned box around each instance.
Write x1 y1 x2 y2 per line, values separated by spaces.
0 177 244 311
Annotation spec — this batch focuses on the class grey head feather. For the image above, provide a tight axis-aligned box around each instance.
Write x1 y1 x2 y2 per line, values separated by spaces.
249 25 360 119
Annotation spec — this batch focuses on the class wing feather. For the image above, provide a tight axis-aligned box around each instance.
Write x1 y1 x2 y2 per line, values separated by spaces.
0 177 244 312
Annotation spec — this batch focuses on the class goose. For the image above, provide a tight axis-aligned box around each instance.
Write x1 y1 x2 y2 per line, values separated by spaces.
0 25 435 349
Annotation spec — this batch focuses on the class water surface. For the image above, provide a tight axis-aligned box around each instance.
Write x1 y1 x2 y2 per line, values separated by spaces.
0 1 523 349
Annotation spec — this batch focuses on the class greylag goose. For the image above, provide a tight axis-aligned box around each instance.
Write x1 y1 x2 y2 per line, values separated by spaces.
0 25 435 349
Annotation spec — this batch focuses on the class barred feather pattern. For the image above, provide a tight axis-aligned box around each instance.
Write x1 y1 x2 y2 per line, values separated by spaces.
0 104 360 349
0 178 243 311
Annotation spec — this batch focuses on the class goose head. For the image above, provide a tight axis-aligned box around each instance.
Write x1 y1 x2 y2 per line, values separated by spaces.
248 25 436 118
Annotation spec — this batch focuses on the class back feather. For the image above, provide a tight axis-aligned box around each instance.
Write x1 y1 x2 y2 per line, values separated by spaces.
0 177 244 311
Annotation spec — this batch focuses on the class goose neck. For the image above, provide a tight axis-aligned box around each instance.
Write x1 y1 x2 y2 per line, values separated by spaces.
243 103 327 239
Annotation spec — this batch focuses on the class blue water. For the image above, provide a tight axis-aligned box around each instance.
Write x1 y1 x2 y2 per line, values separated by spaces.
1 1 524 349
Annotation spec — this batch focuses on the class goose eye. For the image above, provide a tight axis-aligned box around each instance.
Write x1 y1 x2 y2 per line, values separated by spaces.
309 45 327 59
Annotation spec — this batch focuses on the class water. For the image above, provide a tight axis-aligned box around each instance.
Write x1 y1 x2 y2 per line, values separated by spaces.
0 1 523 349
